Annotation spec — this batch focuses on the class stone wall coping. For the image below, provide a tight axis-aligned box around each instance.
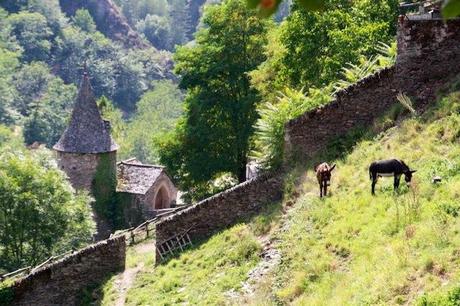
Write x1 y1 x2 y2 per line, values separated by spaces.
156 172 278 226
286 66 395 128
11 236 125 288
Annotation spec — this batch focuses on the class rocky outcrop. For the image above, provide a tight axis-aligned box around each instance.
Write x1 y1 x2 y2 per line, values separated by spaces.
59 0 150 49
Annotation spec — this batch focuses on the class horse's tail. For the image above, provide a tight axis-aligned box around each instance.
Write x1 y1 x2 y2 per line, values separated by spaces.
369 169 372 180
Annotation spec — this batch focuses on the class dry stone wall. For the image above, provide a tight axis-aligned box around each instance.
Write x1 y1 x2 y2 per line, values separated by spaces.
155 173 283 260
8 236 126 306
285 18 460 159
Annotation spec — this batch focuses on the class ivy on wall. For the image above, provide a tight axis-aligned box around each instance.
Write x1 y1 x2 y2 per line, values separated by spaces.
91 153 119 229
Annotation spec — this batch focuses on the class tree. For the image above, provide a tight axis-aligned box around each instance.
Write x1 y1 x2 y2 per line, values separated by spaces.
12 62 53 116
253 0 398 92
6 11 53 62
121 80 183 163
0 149 94 271
23 78 77 147
72 9 96 33
136 14 172 51
160 0 269 192
27 0 67 34
0 48 20 124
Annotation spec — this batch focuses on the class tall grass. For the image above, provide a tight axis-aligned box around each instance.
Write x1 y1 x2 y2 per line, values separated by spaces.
261 90 460 305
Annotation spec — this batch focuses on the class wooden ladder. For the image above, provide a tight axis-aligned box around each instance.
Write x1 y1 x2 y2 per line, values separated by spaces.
156 228 193 261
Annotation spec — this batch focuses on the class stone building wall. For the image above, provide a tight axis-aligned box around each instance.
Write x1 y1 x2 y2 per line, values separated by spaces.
55 151 117 191
155 173 283 261
285 18 460 160
7 236 126 306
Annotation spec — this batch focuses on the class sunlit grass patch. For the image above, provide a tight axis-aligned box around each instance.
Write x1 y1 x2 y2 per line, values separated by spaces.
270 91 460 305
125 224 262 305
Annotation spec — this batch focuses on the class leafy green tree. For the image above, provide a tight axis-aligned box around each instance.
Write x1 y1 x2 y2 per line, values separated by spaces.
114 0 169 24
112 49 147 112
168 0 191 45
121 80 183 163
0 48 20 124
136 14 172 50
160 0 269 193
6 11 53 62
23 78 76 147
12 61 52 116
0 0 28 13
276 0 398 89
27 0 67 34
72 9 97 33
0 149 94 271
54 26 117 100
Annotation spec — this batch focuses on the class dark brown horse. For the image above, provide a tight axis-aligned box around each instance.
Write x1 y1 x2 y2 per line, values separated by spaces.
315 162 336 198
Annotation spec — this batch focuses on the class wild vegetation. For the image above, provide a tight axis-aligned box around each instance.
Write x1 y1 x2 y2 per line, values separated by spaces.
92 85 460 305
0 127 94 272
2 1 460 304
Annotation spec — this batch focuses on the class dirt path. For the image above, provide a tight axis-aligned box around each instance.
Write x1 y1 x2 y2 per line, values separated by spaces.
240 236 282 295
227 171 317 302
114 240 156 306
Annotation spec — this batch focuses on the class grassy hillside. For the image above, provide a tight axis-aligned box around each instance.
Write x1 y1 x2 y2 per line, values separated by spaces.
256 87 460 305
97 86 460 305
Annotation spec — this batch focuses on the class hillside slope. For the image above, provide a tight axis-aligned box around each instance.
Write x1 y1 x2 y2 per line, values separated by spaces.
59 0 149 49
94 85 460 305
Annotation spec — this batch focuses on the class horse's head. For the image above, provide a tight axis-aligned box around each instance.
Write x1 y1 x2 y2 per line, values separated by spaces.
322 164 336 185
404 169 417 183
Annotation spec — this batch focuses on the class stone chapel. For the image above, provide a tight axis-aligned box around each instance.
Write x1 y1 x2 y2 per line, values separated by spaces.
54 70 177 234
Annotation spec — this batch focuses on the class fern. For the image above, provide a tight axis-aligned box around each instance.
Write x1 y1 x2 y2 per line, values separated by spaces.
397 92 417 116
251 87 332 169
334 42 396 93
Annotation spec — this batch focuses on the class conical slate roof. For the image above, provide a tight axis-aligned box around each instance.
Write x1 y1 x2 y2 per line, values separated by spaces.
53 72 118 153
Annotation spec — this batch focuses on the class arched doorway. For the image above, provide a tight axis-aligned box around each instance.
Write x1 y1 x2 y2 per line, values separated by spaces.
154 186 169 209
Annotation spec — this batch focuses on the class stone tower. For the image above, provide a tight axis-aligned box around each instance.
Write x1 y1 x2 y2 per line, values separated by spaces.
53 70 118 192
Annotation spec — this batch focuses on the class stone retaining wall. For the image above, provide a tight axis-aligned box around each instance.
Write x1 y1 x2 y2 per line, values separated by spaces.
7 236 126 306
285 18 460 159
155 173 283 261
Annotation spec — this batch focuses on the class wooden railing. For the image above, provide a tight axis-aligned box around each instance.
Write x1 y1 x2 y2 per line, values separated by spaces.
0 206 188 282
0 250 73 282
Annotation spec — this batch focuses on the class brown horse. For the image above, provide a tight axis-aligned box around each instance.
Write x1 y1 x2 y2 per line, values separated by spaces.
315 162 336 198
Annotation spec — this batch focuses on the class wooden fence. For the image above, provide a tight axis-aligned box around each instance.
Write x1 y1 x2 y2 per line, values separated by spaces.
0 206 188 282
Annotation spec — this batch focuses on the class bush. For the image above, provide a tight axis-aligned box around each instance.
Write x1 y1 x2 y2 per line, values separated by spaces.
251 87 331 169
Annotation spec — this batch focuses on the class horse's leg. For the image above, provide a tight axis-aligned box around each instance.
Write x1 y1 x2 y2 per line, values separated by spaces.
324 182 328 196
371 175 377 195
394 175 401 192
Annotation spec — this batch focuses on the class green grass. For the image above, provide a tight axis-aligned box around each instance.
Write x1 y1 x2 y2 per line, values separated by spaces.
263 90 460 305
125 225 262 305
96 200 283 305
103 89 460 305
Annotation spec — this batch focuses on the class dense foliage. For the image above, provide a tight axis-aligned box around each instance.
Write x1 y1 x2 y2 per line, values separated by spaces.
270 0 398 90
120 80 184 163
0 1 171 116
114 0 191 51
0 133 94 272
158 0 269 200
250 42 396 170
